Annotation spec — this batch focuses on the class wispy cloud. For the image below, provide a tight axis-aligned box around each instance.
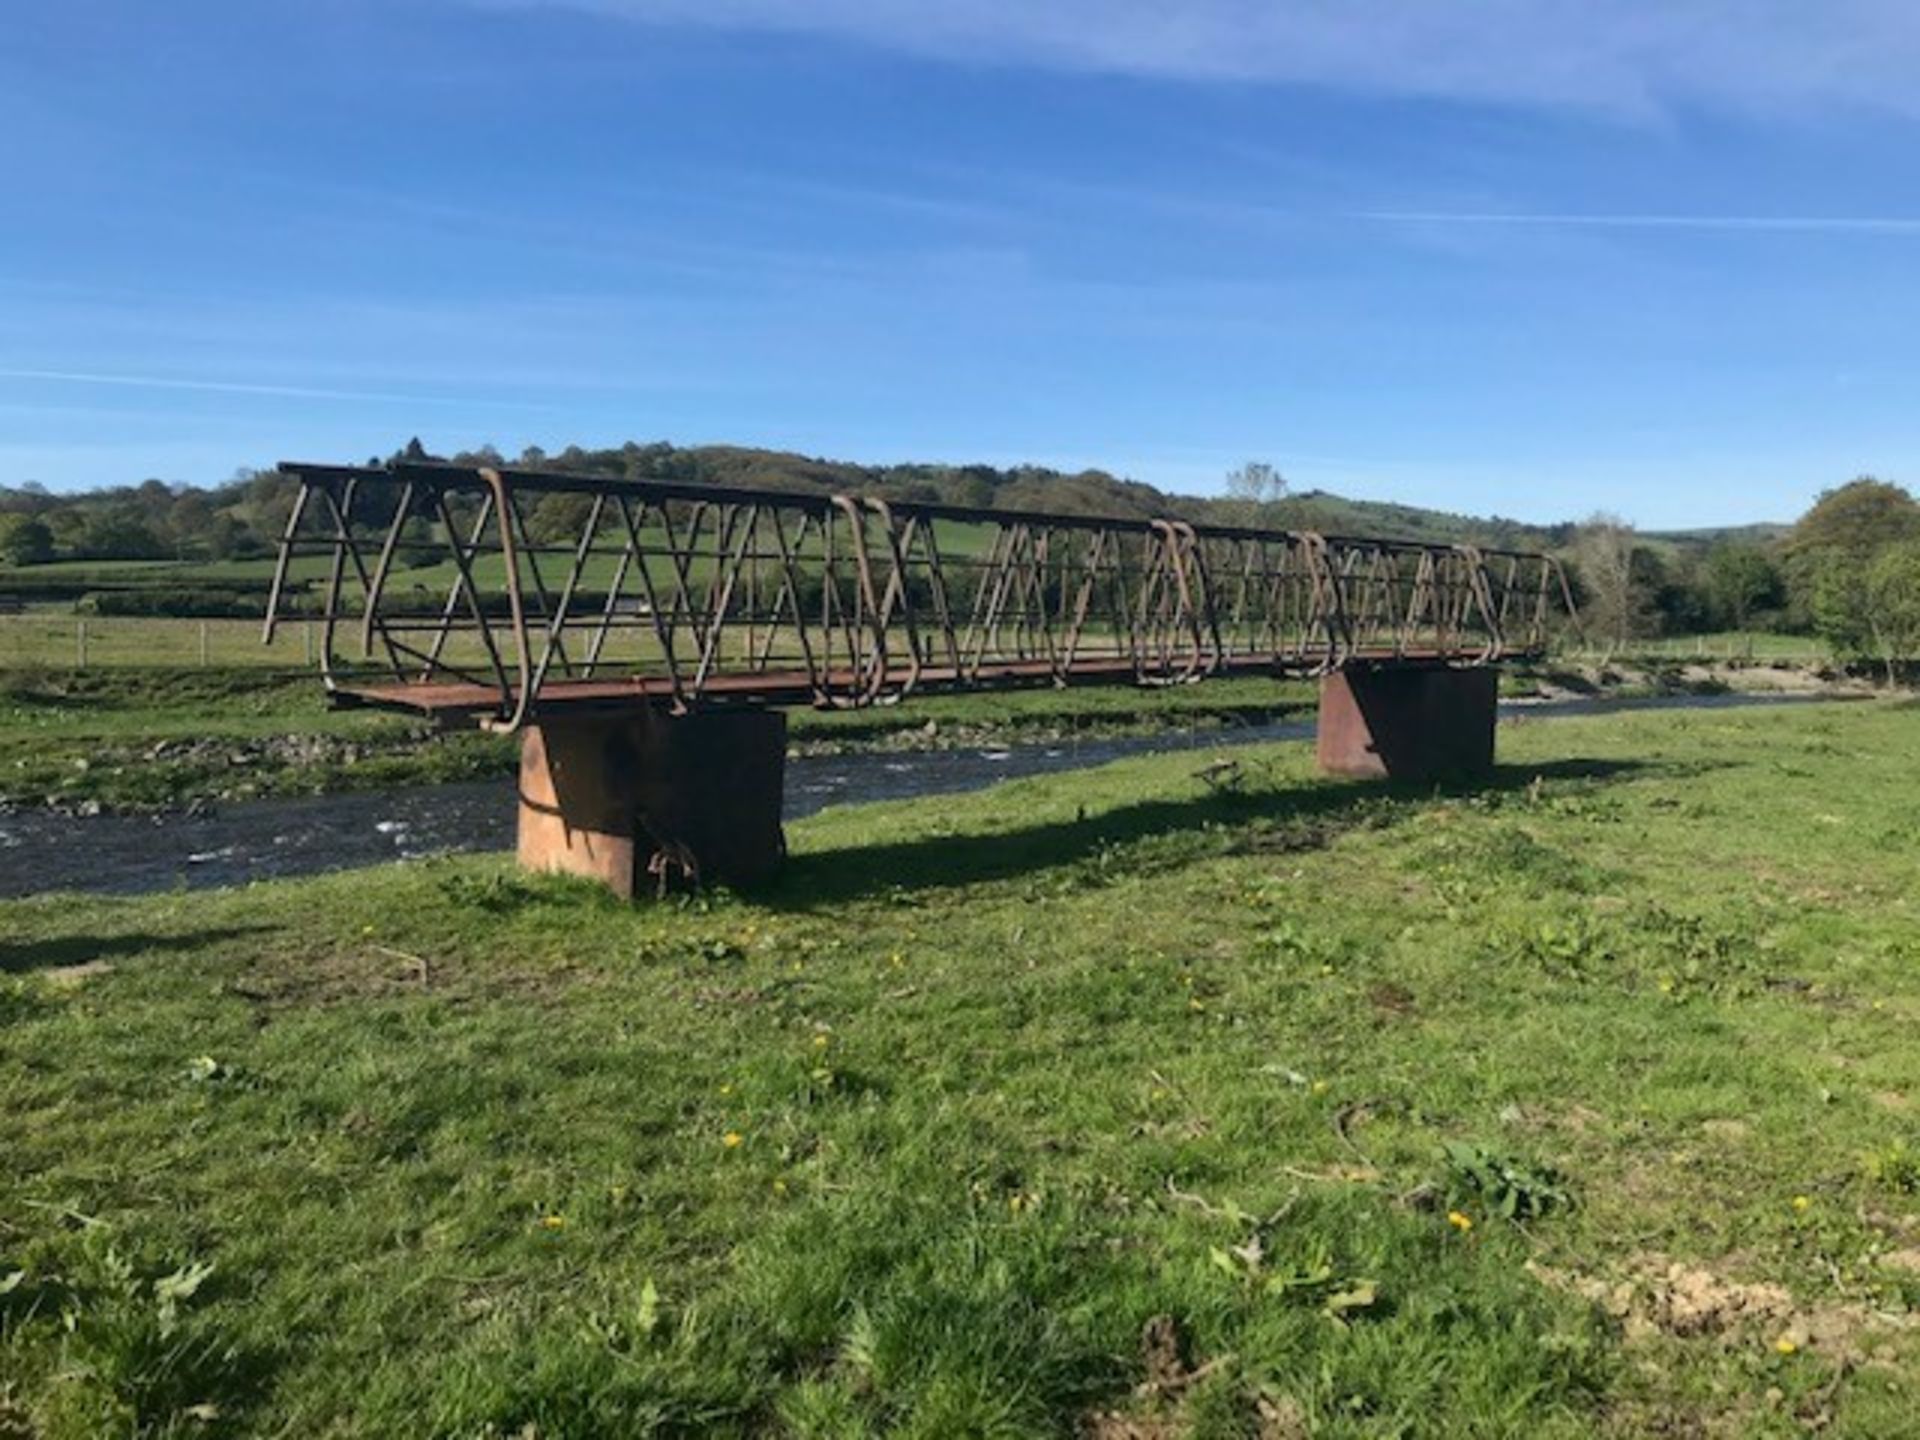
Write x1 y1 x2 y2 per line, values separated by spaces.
482 0 1920 118
1357 211 1920 234
0 367 544 408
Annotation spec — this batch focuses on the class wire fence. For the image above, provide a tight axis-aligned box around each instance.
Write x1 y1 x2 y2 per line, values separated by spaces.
0 614 1836 674
0 616 320 670
1556 633 1833 666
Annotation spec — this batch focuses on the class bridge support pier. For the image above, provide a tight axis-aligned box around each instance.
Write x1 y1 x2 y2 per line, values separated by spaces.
517 709 787 899
1315 666 1498 782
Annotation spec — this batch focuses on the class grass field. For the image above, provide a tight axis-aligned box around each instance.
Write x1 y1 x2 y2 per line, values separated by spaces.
4 700 1918 1435
2 610 1836 674
1562 633 1834 665
0 516 1004 609
1 615 323 670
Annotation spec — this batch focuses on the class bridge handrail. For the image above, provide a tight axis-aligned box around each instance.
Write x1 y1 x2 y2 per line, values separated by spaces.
265 459 1577 728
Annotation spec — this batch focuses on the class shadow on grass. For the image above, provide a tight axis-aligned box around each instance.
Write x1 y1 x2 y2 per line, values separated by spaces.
0 925 271 975
768 757 1677 909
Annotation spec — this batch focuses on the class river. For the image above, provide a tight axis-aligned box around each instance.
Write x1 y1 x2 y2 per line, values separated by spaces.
0 691 1850 899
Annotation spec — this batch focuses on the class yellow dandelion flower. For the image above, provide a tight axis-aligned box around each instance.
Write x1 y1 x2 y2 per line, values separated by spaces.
1447 1210 1474 1232
1791 1195 1811 1212
1311 1079 1331 1095
813 1033 831 1048
719 1082 733 1096
1774 1336 1798 1355
723 1131 744 1149
540 1214 566 1230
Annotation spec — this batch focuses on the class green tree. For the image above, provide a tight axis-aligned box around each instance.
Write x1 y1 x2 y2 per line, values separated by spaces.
78 508 163 559
1791 479 1920 670
1808 550 1874 658
167 490 212 547
0 515 55 566
206 513 247 561
1789 478 1920 557
527 492 597 544
1703 544 1783 632
1865 539 1920 684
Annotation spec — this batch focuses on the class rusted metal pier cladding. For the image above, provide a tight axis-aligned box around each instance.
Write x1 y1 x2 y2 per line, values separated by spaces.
266 461 1575 896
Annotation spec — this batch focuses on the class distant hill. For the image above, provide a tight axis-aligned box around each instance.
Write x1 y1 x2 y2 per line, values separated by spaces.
461 441 1181 524
1642 522 1792 549
1 438 1792 579
453 442 1575 550
1247 490 1570 551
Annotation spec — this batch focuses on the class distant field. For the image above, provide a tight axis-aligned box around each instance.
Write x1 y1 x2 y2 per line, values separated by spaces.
0 518 1002 601
1585 633 1834 664
0 610 1830 671
3 702 1917 1433
0 613 319 669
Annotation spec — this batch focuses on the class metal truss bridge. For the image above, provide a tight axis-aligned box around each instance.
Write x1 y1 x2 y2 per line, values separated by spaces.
266 460 1576 732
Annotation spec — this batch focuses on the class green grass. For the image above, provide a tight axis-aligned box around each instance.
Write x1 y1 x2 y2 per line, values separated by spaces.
1569 632 1832 665
0 557 285 582
5 701 1920 1435
0 669 508 811
0 515 1001 601
1 615 325 670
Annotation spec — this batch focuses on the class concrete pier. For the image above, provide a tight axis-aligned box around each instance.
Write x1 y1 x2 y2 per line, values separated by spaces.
1315 666 1498 782
517 709 787 898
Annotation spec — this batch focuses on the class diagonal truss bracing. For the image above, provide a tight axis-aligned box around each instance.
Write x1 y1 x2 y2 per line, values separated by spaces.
264 461 1577 729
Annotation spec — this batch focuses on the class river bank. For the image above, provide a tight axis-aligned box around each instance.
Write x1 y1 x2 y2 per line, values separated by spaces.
0 656 1875 816
0 689 1875 899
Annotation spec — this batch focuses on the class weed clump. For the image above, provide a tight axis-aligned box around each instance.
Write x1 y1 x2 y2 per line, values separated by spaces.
1441 1141 1575 1222
1863 1139 1920 1195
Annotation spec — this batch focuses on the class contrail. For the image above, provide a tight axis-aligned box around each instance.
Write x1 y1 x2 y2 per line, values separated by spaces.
1356 211 1920 234
0 367 505 406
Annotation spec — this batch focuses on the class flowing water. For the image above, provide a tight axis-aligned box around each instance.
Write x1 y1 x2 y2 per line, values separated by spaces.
0 692 1849 899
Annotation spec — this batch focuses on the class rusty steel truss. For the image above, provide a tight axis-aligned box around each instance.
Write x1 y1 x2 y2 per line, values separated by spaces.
264 460 1576 730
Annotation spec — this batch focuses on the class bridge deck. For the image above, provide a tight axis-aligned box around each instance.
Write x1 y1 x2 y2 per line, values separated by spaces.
335 649 1490 723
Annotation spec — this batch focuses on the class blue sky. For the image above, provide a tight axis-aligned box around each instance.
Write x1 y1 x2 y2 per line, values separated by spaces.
4 1 1918 525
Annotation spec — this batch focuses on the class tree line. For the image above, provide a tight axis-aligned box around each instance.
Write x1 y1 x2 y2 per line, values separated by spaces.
3 443 1919 674
1568 478 1920 676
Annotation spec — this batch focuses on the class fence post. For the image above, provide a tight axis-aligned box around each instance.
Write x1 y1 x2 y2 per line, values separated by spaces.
76 618 87 670
199 621 210 667
304 620 314 667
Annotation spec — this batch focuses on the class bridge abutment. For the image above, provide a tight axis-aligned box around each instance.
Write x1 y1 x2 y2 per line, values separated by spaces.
517 709 787 899
1315 666 1498 782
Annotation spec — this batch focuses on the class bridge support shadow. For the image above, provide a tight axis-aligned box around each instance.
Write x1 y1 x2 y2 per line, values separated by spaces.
0 925 273 976
765 756 1680 910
